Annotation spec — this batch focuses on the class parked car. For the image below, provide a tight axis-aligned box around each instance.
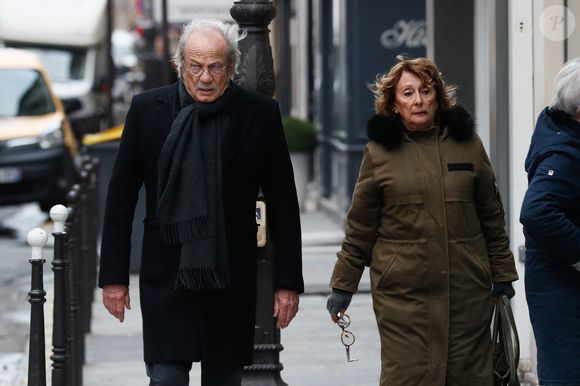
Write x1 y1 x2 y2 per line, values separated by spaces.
0 48 80 211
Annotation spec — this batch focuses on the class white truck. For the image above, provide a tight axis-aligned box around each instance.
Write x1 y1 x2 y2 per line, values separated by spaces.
0 0 109 136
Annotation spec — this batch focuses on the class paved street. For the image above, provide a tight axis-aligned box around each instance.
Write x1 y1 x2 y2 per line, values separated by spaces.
277 293 380 386
0 265 29 386
0 204 50 386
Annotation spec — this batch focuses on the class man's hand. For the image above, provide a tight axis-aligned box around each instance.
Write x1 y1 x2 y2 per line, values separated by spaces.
102 284 131 322
273 289 299 329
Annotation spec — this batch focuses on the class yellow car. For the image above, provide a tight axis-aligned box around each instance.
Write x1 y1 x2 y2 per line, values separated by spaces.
0 48 79 211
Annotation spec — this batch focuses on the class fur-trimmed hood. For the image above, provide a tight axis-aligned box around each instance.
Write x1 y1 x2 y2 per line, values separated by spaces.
367 105 475 150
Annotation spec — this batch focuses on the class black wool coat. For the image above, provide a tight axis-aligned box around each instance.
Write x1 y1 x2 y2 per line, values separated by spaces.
98 83 304 365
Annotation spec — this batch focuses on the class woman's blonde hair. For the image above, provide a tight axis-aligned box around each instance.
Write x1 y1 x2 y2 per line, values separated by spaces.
370 55 457 116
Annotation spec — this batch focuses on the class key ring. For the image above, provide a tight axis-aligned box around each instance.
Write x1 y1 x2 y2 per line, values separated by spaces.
337 313 358 362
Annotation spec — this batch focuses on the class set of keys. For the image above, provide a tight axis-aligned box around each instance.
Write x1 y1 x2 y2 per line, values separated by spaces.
337 313 358 362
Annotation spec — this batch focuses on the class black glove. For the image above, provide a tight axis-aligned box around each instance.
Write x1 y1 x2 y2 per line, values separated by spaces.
326 288 353 316
493 281 515 299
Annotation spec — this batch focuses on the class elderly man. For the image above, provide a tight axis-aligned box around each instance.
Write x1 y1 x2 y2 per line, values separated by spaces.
98 19 303 386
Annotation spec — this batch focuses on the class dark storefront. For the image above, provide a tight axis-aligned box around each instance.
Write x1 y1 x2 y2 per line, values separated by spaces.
312 0 427 215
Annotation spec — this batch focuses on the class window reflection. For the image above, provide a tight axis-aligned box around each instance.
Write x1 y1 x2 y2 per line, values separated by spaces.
7 44 86 82
0 69 56 117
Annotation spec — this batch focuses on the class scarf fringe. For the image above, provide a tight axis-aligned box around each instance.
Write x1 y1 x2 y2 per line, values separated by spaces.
175 265 231 290
160 216 211 245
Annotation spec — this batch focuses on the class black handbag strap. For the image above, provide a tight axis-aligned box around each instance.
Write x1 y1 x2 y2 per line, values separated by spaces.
492 295 520 386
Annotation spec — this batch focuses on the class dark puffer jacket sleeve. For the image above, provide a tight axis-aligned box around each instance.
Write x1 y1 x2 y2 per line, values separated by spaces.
520 153 580 265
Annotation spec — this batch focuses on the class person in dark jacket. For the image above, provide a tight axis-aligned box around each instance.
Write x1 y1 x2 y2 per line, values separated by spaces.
520 57 580 386
98 19 303 386
326 56 518 386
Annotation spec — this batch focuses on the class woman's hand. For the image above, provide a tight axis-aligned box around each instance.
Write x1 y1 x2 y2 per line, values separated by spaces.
492 281 515 299
326 288 354 322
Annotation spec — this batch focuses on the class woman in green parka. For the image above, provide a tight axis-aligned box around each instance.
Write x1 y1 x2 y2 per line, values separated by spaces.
327 56 519 386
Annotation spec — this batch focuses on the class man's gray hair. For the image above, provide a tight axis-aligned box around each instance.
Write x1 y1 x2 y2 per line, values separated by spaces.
550 57 580 117
172 19 246 79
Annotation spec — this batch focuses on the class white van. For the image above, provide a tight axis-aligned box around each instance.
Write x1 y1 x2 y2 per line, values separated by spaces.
0 0 109 136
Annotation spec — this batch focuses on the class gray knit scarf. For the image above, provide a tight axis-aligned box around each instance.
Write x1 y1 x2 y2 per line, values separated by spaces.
157 80 236 290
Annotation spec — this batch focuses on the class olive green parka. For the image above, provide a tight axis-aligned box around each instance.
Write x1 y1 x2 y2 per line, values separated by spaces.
330 106 518 386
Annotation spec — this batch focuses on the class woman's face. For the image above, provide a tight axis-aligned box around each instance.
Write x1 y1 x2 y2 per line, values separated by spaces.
393 71 438 131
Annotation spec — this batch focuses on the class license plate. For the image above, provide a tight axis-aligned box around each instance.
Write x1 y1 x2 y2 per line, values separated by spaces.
0 167 21 184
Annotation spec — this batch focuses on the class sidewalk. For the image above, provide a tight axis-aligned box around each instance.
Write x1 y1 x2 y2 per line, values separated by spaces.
83 209 381 385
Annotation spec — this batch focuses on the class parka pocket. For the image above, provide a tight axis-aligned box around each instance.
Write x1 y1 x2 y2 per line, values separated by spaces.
452 234 492 289
370 240 428 292
444 192 481 240
371 249 398 290
381 194 426 240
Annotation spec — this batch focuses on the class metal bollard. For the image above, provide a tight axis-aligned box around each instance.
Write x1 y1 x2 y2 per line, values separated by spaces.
78 167 93 335
83 159 98 309
66 185 84 386
27 228 49 386
92 158 99 287
50 205 69 386
230 1 288 384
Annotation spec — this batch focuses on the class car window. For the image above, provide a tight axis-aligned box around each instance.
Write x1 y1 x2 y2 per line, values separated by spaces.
7 44 86 82
0 69 56 117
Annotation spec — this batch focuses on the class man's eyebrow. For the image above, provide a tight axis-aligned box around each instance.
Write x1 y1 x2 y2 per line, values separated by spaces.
188 59 224 66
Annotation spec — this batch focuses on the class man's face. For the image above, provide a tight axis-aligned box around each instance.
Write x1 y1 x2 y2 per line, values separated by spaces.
182 30 233 103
